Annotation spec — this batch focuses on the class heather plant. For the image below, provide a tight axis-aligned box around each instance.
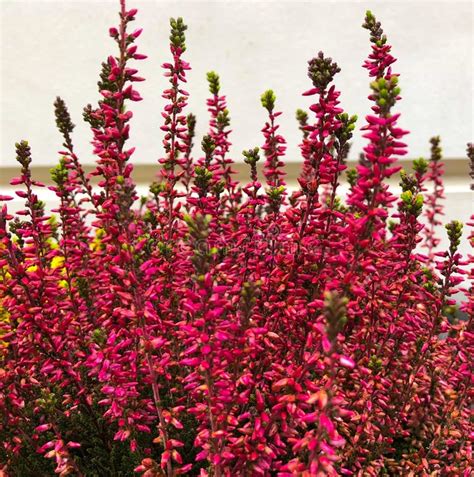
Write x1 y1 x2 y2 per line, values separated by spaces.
0 2 472 476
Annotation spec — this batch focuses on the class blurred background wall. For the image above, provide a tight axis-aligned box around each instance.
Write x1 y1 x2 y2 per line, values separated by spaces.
1 0 472 167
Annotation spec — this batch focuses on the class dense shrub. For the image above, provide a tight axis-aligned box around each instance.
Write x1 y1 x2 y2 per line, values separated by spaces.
0 1 472 475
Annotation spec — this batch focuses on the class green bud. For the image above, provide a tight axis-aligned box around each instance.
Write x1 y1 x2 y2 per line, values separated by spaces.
267 185 285 200
414 194 423 209
206 71 220 95
149 181 164 196
445 220 463 252
183 214 193 226
143 210 154 223
388 219 397 233
261 89 276 113
213 180 225 196
201 134 216 156
370 81 379 91
243 147 260 166
296 109 308 124
430 136 443 162
368 355 382 373
307 51 341 90
186 113 196 136
50 157 68 187
216 109 230 128
169 17 187 51
401 190 413 204
92 328 106 345
157 241 173 258
194 166 213 193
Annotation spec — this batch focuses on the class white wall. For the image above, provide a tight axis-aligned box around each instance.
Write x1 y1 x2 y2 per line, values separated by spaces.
1 0 472 168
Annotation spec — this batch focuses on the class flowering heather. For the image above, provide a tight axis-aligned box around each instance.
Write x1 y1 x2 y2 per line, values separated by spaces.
0 3 472 476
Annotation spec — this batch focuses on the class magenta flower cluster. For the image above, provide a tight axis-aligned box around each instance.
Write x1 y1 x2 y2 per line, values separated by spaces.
0 3 472 476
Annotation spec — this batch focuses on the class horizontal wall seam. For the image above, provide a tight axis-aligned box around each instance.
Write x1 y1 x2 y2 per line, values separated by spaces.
0 158 470 186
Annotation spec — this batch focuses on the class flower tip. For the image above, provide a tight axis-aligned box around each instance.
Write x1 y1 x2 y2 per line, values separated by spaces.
340 356 355 369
